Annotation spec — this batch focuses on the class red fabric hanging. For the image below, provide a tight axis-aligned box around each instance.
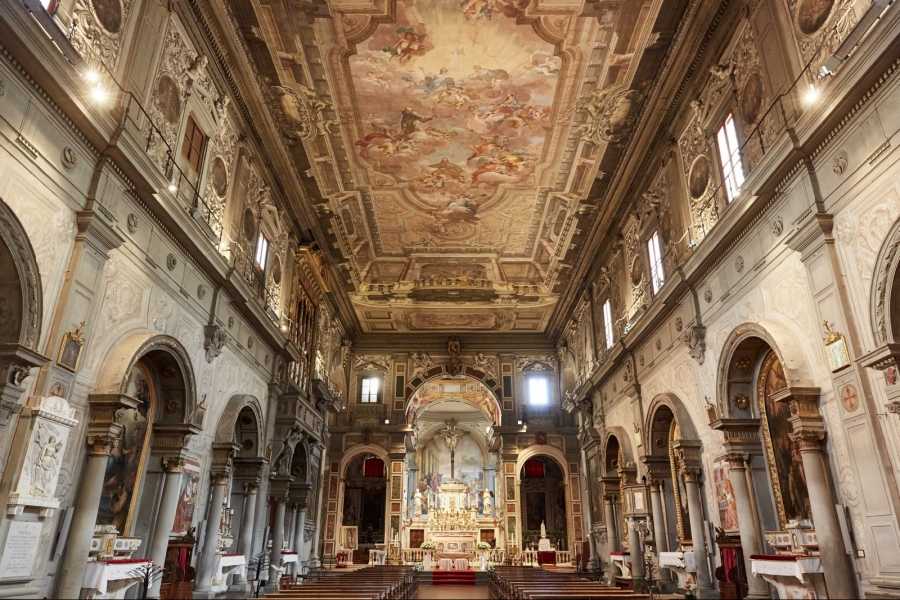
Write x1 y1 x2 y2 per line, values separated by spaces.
523 458 545 478
363 456 384 478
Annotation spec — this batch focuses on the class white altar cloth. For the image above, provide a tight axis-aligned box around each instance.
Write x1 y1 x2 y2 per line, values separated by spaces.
83 559 151 598
438 558 470 570
281 552 299 565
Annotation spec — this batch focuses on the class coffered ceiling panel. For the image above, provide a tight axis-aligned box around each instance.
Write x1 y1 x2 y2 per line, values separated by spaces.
226 0 688 334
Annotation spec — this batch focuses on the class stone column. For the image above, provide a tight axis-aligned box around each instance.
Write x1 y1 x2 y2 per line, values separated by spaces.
145 456 185 598
724 451 768 599
289 485 310 573
627 517 645 584
54 423 124 599
195 443 237 597
268 476 292 590
776 388 858 598
308 442 328 568
675 443 715 598
648 479 670 585
194 472 230 595
233 480 259 587
406 451 418 519
603 494 620 581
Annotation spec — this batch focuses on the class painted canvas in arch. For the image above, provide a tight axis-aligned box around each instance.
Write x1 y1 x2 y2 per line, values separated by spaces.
759 351 812 526
96 364 152 533
349 0 559 247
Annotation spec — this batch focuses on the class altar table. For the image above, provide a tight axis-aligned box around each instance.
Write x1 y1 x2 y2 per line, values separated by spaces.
83 558 151 599
537 551 556 565
438 558 470 570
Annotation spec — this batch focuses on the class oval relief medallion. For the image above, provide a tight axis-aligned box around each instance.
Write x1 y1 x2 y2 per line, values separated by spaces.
91 0 124 34
155 75 182 126
210 156 228 197
740 72 764 125
797 0 834 35
688 155 710 199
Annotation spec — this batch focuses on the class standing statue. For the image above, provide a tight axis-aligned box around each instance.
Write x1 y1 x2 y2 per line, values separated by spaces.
414 489 423 517
482 489 493 515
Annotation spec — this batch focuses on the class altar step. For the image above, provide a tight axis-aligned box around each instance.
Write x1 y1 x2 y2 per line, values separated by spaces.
428 570 486 585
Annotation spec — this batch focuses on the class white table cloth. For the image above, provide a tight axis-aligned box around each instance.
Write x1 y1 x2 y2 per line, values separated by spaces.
83 560 150 596
438 558 469 570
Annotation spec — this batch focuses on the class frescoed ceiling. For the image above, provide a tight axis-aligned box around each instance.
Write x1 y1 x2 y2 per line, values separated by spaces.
226 0 689 334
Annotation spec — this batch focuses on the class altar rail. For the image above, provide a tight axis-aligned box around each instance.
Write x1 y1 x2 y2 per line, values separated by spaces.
398 547 508 566
521 549 574 566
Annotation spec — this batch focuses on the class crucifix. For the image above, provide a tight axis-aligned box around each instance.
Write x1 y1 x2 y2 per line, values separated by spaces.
439 419 463 480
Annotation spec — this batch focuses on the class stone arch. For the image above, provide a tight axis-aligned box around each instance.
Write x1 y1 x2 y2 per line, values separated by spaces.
515 445 574 550
336 443 390 547
645 393 701 444
602 426 635 475
715 322 810 419
405 373 502 426
291 437 311 484
870 214 900 346
214 394 264 458
0 197 43 349
92 331 199 426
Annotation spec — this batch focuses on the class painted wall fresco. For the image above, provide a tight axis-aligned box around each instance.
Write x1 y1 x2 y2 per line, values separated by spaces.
171 460 201 535
713 459 739 532
417 433 485 513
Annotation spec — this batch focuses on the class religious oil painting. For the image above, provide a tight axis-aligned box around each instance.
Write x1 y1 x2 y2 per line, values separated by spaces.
96 364 152 533
171 460 201 535
713 460 739 532
759 351 812 526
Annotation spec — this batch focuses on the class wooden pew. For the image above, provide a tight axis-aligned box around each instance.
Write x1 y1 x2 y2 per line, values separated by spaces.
490 566 649 600
268 566 416 600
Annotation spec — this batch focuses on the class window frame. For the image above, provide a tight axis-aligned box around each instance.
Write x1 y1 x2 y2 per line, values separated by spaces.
716 113 745 203
647 230 665 294
602 299 614 350
180 113 208 179
254 233 270 271
526 374 550 407
360 375 382 404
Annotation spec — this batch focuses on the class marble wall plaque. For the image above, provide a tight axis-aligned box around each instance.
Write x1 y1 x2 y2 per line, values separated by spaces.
0 520 43 579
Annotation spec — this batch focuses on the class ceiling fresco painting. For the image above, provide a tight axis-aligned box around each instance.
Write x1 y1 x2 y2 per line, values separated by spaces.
231 0 687 333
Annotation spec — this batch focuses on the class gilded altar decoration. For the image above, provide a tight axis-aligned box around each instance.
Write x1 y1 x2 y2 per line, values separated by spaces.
823 320 851 371
57 321 86 372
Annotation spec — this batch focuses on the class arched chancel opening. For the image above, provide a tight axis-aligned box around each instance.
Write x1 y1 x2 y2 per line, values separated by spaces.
520 456 567 550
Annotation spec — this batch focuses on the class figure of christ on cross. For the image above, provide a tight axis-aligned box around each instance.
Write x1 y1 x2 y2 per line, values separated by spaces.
439 419 463 480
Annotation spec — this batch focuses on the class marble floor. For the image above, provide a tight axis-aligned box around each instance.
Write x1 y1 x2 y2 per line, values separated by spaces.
417 583 490 599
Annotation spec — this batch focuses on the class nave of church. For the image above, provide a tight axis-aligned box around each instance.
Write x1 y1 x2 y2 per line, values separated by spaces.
0 0 899 598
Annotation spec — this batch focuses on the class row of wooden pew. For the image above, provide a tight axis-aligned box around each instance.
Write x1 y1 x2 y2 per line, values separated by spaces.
490 566 651 600
267 566 417 600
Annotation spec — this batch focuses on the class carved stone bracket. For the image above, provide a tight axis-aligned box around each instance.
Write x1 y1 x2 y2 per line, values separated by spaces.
203 324 227 364
671 440 703 480
233 456 268 484
0 343 48 427
269 474 295 501
211 442 240 478
859 342 900 371
681 324 707 365
711 417 762 454
771 387 825 451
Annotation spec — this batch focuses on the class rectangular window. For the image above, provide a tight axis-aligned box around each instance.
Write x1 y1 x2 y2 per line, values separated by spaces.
648 231 665 294
254 234 269 270
528 376 549 407
716 114 745 202
180 114 208 177
360 376 380 403
603 299 614 350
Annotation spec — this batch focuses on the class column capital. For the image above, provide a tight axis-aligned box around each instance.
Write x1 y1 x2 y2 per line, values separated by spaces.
770 386 821 417
211 442 240 477
290 482 312 510
723 451 749 469
640 455 670 481
86 423 124 456
859 342 900 371
269 474 294 499
672 440 703 478
153 423 202 457
161 455 187 473
87 393 139 426
244 480 260 494
791 428 827 452
711 417 762 446
234 456 268 481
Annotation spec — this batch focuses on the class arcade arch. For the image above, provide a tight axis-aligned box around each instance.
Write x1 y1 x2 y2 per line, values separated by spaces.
337 444 390 560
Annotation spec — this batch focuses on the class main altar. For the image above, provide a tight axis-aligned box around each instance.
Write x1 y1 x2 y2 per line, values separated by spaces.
403 419 500 569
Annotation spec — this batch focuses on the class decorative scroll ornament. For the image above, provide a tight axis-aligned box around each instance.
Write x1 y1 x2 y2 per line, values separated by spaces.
579 85 643 145
271 84 337 144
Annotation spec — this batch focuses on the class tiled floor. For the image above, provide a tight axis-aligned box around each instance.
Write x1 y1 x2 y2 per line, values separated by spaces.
417 583 490 599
